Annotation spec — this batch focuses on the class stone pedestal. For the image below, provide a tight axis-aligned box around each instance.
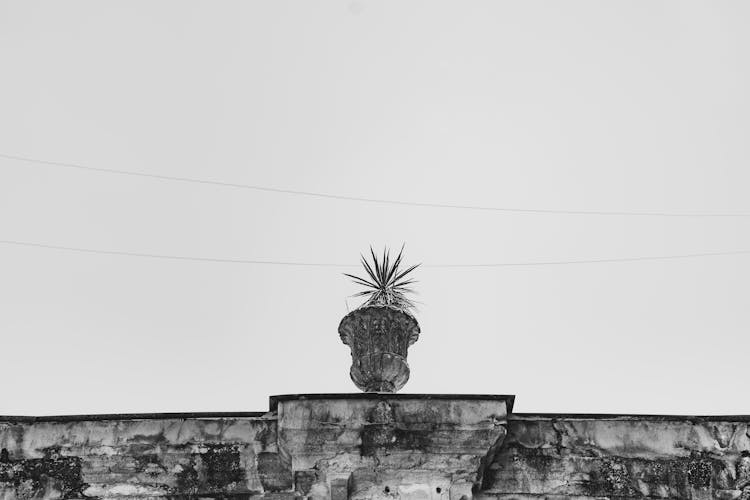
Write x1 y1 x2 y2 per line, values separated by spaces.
272 394 513 500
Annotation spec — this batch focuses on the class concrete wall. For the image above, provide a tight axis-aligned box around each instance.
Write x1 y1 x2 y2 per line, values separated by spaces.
484 414 750 500
0 413 287 499
2 403 749 500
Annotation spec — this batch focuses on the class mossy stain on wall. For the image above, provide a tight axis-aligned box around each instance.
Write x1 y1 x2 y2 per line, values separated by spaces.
175 444 246 495
0 447 88 499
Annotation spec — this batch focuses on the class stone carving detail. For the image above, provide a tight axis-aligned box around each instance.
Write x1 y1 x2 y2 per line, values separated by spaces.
339 305 420 392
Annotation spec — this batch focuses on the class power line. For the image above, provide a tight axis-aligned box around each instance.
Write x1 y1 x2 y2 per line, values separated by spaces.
2 152 749 218
0 240 350 267
430 249 750 267
1 239 749 268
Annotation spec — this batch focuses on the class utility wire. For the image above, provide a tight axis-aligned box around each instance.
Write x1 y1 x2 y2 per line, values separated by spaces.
1 239 749 268
0 240 349 267
2 152 749 217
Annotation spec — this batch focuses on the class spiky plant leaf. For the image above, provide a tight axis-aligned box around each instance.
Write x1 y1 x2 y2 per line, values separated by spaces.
345 245 420 312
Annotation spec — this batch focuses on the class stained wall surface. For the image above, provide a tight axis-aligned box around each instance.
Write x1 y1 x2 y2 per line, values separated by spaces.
1 404 749 500
485 414 750 500
0 414 286 499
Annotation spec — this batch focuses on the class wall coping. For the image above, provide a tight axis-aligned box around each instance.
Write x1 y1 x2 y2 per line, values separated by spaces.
511 412 750 422
269 393 516 412
5 402 749 424
0 394 515 423
0 411 268 423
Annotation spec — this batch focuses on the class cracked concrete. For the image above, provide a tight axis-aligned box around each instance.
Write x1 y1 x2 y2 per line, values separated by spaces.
275 395 511 500
483 414 750 499
1 399 749 500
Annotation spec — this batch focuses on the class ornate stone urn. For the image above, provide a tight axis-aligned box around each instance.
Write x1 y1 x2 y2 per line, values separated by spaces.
340 246 421 393
339 305 420 392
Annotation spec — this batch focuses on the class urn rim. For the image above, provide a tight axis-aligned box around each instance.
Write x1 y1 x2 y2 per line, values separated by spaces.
338 304 420 346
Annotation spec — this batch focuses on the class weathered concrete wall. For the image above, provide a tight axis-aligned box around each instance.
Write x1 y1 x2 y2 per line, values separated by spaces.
0 395 511 500
275 394 510 500
483 414 750 500
0 413 285 499
2 401 750 500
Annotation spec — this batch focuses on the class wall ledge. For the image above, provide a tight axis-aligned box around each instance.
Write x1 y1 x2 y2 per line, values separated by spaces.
510 412 750 422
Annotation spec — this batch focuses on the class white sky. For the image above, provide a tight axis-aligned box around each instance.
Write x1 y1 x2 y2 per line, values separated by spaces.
1 1 749 416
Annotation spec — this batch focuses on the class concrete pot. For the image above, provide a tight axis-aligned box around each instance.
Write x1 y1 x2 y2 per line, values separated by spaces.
338 305 420 393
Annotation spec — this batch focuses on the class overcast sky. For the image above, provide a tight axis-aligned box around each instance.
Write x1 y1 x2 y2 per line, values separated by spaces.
1 1 749 416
